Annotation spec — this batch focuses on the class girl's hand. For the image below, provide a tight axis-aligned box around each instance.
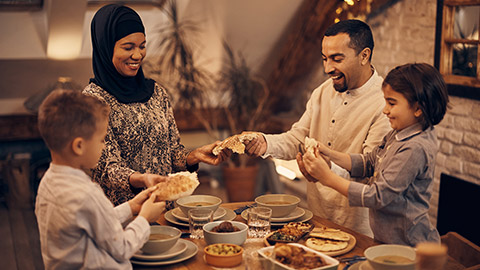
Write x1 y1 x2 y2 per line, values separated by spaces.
302 148 331 182
296 152 320 183
138 193 166 223
129 186 158 215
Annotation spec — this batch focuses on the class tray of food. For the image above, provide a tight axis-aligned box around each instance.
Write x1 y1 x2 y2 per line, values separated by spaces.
264 224 357 256
265 222 314 245
258 243 339 270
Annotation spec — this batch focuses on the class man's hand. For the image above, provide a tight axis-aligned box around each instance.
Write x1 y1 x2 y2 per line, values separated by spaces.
244 132 267 157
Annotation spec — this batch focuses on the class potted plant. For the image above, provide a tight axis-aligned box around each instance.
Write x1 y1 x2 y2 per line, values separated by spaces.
215 41 270 201
145 0 270 201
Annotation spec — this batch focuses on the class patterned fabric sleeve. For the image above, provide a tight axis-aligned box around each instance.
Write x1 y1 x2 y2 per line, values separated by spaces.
83 82 193 205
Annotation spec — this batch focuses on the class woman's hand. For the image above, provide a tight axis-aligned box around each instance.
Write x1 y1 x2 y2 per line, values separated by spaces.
128 186 158 215
130 173 168 188
187 141 231 166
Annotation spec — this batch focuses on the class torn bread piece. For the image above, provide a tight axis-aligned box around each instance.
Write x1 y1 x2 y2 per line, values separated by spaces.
152 171 199 201
304 137 318 154
212 132 258 156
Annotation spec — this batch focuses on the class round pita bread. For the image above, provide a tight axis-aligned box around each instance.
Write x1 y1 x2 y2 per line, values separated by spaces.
153 171 199 201
305 237 349 252
309 228 351 241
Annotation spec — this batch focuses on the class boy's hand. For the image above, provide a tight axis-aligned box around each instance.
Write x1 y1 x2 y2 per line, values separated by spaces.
244 132 267 157
139 193 166 223
129 186 158 215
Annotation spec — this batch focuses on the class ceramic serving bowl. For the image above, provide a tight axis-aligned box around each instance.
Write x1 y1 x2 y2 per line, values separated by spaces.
364 244 416 270
176 195 222 216
204 243 243 268
141 225 182 255
255 194 300 217
203 221 248 246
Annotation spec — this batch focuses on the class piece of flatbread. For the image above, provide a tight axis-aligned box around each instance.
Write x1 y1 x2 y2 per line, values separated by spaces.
152 171 199 201
212 132 258 155
304 137 318 154
305 237 349 252
309 227 351 242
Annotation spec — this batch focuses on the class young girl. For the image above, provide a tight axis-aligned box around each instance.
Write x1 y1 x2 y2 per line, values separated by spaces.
299 63 449 246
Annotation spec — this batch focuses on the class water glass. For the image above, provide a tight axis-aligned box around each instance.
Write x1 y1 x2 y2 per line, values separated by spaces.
188 209 213 239
247 206 272 238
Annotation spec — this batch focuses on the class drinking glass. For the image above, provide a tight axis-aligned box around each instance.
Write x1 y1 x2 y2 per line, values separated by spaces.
188 209 213 239
247 206 272 238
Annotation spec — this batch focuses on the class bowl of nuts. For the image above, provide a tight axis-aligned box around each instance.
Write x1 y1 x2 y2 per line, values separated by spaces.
204 243 244 268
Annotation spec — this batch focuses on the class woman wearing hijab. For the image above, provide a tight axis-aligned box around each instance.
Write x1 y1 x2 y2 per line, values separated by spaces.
83 4 228 206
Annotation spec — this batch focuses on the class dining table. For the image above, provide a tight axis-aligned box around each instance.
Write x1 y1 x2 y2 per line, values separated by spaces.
132 201 380 270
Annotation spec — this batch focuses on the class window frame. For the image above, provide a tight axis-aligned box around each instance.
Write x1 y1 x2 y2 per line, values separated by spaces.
434 0 480 100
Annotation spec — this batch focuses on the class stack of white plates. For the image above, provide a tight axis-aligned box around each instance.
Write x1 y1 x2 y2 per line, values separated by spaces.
130 239 198 266
164 207 237 227
240 207 313 226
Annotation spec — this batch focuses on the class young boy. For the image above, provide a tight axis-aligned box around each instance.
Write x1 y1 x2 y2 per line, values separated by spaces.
35 90 165 269
298 63 449 246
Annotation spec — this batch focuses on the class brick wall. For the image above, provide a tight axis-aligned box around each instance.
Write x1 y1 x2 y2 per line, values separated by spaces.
367 0 480 225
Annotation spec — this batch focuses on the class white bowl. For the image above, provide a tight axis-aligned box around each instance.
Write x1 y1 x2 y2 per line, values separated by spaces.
255 194 300 217
176 195 222 216
141 225 182 255
364 244 416 270
203 221 248 246
258 243 339 270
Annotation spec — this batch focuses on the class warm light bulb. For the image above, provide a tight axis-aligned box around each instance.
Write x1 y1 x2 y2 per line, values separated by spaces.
334 18 340 23
344 0 355 6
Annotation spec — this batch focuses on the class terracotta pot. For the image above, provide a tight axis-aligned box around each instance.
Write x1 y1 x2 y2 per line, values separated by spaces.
222 165 258 202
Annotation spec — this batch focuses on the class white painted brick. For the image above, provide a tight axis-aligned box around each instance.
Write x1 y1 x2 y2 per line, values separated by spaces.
454 117 480 133
439 140 453 155
444 157 463 174
464 162 480 179
435 126 445 139
463 132 480 148
471 103 480 119
452 146 480 163
436 152 447 167
438 113 455 128
444 129 463 144
449 98 473 116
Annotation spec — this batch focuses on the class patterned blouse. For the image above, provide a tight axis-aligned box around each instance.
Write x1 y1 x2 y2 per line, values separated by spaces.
83 82 193 205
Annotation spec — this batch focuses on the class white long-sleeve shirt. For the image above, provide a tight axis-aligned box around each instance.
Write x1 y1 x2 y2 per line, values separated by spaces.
264 70 391 236
35 163 150 269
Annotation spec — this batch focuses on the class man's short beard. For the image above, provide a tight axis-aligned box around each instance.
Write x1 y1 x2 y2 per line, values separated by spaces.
334 83 348 93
